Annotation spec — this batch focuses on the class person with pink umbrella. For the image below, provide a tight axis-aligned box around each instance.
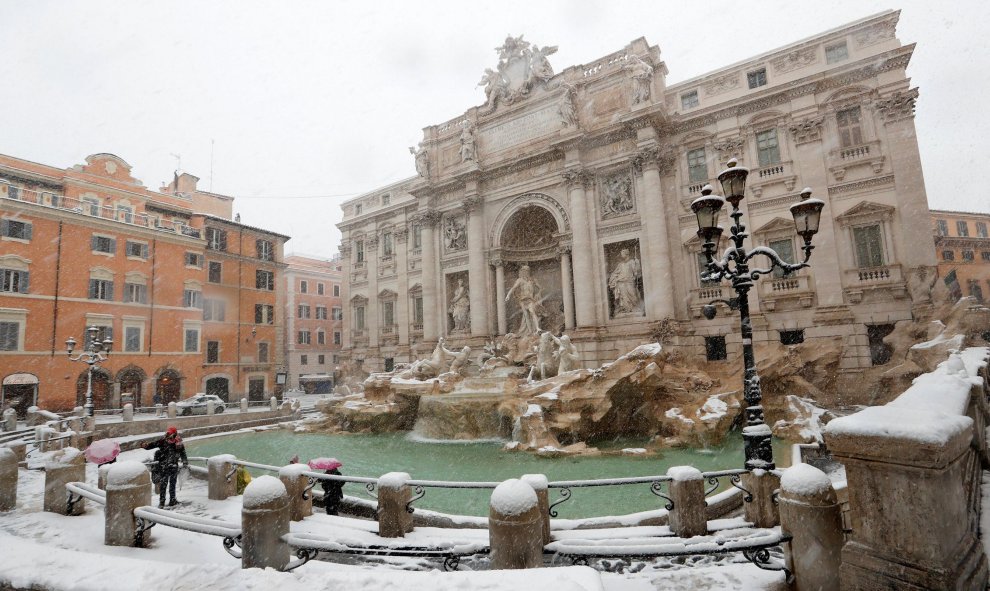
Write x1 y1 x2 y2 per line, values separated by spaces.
85 439 120 466
308 457 344 515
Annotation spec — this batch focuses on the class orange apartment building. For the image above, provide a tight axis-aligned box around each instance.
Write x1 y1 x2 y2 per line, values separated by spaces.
283 254 343 393
932 210 990 304
0 152 289 415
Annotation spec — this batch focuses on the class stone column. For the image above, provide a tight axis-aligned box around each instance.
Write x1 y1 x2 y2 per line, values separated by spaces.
637 149 677 320
741 470 780 528
44 448 86 515
825 405 989 590
494 257 507 335
208 454 238 501
395 227 411 348
559 248 575 330
366 235 380 349
105 461 152 547
521 474 550 546
778 463 842 591
278 464 313 521
241 475 291 571
666 466 706 538
489 479 543 569
167 402 176 419
419 212 442 342
240 398 248 413
122 403 133 422
377 472 413 538
0 447 17 511
562 169 596 327
269 396 277 411
464 194 489 337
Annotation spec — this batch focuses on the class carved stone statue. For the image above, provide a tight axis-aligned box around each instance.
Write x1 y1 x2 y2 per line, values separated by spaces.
409 144 429 178
443 216 467 251
909 266 937 305
400 337 453 380
449 278 470 332
609 248 643 315
623 55 654 105
558 84 578 128
496 34 529 64
478 68 506 106
530 44 557 82
535 331 557 381
505 265 542 336
449 346 472 375
553 334 581 374
459 120 476 163
600 173 633 218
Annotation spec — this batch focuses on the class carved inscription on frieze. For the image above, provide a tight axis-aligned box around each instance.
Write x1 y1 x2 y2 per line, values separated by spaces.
479 104 560 153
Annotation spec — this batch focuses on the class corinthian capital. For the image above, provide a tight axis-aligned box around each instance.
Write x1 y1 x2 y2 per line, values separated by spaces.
462 194 484 214
411 210 442 228
562 168 594 189
875 88 919 125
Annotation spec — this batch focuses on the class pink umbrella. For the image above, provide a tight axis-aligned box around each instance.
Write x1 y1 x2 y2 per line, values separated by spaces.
85 439 120 465
307 457 343 470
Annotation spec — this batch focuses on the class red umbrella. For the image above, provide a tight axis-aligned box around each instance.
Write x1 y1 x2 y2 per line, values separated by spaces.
85 439 121 465
307 457 342 470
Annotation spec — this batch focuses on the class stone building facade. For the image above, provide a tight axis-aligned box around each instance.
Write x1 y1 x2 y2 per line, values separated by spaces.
283 254 344 392
932 210 990 304
0 152 289 415
337 11 937 381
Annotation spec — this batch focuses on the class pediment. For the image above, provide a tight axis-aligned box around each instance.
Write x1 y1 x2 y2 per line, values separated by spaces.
752 217 795 235
350 294 368 304
836 200 895 222
79 153 140 185
378 289 398 300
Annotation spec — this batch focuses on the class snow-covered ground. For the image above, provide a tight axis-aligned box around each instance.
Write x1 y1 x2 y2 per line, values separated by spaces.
0 442 787 591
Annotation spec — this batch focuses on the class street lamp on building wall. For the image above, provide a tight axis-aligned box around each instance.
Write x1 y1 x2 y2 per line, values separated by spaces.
692 159 824 471
66 326 113 418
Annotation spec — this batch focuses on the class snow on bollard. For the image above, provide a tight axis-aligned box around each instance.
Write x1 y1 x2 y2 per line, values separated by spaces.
5 441 26 463
73 406 85 418
241 475 290 570
44 447 86 515
2 408 16 432
269 396 278 411
240 398 248 413
667 466 706 537
208 454 238 500
122 403 134 422
0 447 17 511
98 463 113 490
105 461 152 547
207 399 216 416
377 472 413 538
778 464 842 591
167 401 177 419
489 478 543 569
278 463 312 521
521 474 550 545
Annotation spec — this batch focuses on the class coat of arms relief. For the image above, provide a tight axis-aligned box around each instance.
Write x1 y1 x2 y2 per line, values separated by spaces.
478 35 558 110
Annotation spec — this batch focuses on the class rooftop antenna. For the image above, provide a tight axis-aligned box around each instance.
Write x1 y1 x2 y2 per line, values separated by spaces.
169 152 182 173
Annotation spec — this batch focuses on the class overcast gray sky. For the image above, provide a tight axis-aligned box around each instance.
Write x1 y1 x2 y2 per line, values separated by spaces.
1 1 983 256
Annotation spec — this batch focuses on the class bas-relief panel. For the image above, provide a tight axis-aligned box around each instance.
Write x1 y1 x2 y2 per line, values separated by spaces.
599 170 636 220
604 239 645 319
503 259 563 336
442 214 467 253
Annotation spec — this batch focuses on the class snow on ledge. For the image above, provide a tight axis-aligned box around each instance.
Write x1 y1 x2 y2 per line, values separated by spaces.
667 465 703 481
780 463 832 497
243 475 287 508
491 479 537 516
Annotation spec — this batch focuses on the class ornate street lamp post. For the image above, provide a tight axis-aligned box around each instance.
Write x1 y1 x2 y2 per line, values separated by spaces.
692 159 824 471
66 326 113 418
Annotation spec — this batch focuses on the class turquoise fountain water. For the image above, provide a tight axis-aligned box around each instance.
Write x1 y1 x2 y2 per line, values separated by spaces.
186 432 790 518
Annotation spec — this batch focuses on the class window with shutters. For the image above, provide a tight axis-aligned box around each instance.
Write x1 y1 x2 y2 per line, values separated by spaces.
206 341 220 363
116 205 133 224
333 331 341 345
977 222 988 238
317 330 326 345
383 301 394 326
316 306 327 319
333 284 340 297
0 320 21 351
355 240 365 263
85 325 113 346
317 283 325 295
769 238 795 278
355 306 366 330
756 129 781 167
184 328 200 352
298 330 311 345
185 252 203 268
254 304 274 324
298 304 311 319
81 197 101 216
124 326 143 353
206 227 227 251
256 270 274 290
705 336 727 361
183 289 203 309
687 148 708 183
382 232 393 257
836 107 863 148
331 307 342 320
936 220 949 236
256 239 274 261
257 342 269 363
123 282 147 304
957 221 970 237
300 354 308 365
89 279 114 300
318 354 325 365
853 224 885 268
125 241 148 259
203 299 225 321
91 235 115 254
1 220 32 241
1 269 29 293
208 261 222 283
300 280 308 293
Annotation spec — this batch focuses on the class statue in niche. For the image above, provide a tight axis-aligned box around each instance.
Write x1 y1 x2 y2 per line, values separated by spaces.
443 216 467 251
558 84 578 128
459 120 476 163
600 173 633 218
448 278 470 332
505 265 543 336
530 44 557 83
608 248 643 316
553 334 581 374
623 55 654 105
409 144 429 178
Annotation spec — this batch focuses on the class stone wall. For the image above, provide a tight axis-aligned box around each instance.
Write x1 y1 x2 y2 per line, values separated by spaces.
94 408 296 443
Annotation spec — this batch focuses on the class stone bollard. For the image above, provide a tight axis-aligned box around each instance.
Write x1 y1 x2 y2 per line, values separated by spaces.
521 474 550 545
778 463 842 591
489 479 543 569
241 475 291 570
240 398 248 413
2 409 16 432
667 466 707 537
82 416 96 432
37 427 57 453
155 403 163 417
167 402 177 419
0 447 17 511
67 417 82 433
269 396 277 411
98 464 113 490
278 464 313 521
207 399 216 416
105 461 152 547
74 406 85 418
741 469 780 528
377 472 413 538
5 441 26 463
208 454 238 500
44 447 86 515
122 403 133 422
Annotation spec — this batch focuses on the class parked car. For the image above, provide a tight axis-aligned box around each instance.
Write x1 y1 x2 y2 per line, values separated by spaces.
176 394 226 416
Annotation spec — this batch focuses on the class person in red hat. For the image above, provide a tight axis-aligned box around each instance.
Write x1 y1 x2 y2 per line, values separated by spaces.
143 426 188 508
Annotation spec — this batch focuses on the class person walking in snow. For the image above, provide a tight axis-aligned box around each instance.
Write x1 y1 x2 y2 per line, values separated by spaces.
321 468 344 515
143 426 188 508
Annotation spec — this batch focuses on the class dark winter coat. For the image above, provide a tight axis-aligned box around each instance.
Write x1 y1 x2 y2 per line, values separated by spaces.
321 468 344 503
143 435 188 470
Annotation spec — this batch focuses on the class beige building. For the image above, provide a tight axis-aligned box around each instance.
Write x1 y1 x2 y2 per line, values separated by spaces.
283 254 344 392
337 11 936 379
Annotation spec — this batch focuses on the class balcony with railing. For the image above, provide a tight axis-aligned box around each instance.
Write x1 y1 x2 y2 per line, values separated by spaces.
842 264 907 303
758 273 815 311
747 161 797 197
688 284 727 317
827 140 884 181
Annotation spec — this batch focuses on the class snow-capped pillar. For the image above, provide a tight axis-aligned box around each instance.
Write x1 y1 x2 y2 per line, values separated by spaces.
666 466 706 538
122 403 134 422
206 399 215 416
740 469 780 528
269 396 277 411
520 474 550 545
240 398 248 413
3 408 18 432
778 464 842 591
43 447 86 515
377 472 413 538
241 475 290 570
0 447 17 511
105 461 152 547
489 479 543 569
207 454 238 501
167 402 177 419
278 463 312 521
825 404 988 590
4 441 26 463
